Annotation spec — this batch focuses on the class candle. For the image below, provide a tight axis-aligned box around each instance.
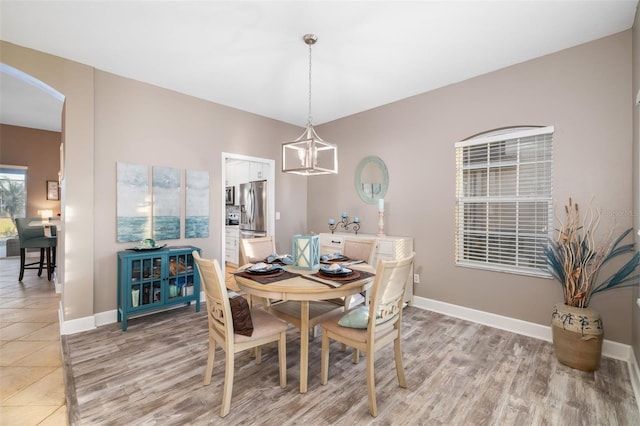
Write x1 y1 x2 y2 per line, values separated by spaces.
342 211 348 218
378 198 384 211
354 217 359 223
328 219 335 225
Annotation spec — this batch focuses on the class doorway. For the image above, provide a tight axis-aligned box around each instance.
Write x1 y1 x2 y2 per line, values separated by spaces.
221 153 275 279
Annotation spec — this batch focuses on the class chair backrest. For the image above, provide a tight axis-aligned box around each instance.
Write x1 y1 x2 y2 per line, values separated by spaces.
239 236 276 265
343 238 376 265
193 251 233 342
14 217 46 244
368 253 415 331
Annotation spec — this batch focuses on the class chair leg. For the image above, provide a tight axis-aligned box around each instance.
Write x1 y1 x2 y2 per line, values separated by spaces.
320 330 330 385
352 348 360 364
366 348 377 417
203 339 216 385
255 345 262 365
46 248 53 281
394 336 407 388
37 248 45 277
19 249 26 281
220 350 234 417
278 331 287 388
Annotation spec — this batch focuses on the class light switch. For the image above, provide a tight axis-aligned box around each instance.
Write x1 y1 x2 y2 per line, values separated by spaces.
276 211 281 220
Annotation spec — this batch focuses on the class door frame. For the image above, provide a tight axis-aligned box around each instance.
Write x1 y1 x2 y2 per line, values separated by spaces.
221 152 275 276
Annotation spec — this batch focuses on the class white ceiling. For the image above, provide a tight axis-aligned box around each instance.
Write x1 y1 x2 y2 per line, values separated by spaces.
1 1 638 133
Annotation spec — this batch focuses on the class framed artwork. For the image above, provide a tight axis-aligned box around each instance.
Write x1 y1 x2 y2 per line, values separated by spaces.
152 166 181 240
185 170 209 238
46 180 59 200
116 162 150 242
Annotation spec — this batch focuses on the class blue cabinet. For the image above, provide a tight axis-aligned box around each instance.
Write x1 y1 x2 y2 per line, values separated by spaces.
117 246 200 331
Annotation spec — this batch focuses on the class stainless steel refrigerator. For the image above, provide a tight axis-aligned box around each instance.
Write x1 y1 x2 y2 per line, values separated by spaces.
239 180 267 239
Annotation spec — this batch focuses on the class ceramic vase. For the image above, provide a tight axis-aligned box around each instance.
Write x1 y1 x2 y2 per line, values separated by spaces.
551 303 603 371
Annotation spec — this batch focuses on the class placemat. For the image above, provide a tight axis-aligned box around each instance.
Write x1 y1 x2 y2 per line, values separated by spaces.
305 269 375 285
238 270 300 284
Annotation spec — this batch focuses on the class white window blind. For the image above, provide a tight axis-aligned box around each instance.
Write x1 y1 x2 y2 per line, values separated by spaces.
455 126 553 276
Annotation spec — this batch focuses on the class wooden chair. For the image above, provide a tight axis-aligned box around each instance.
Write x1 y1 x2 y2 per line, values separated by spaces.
14 217 57 281
319 253 415 417
238 235 276 266
193 251 288 417
343 237 376 266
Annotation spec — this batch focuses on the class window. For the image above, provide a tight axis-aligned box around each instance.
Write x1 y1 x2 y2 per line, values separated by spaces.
455 126 553 276
0 165 27 238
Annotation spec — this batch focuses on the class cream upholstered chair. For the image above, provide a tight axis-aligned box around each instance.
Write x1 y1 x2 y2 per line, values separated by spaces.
239 236 275 266
340 237 376 307
319 253 415 417
193 251 288 417
342 238 376 266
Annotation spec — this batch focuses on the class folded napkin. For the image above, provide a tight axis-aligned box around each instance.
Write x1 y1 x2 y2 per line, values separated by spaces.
248 262 287 272
267 253 294 265
320 263 351 274
320 252 345 262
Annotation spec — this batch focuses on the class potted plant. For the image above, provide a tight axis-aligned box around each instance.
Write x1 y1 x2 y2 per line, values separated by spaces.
544 198 639 371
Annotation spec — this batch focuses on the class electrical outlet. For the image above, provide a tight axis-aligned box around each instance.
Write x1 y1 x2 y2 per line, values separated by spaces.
414 274 420 284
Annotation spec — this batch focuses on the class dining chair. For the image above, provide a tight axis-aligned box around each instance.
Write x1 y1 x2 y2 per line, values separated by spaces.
343 237 376 266
193 251 288 417
239 236 278 307
14 217 57 281
319 253 415 417
239 235 276 266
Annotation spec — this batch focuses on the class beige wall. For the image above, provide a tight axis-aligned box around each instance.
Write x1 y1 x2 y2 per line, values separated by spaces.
92 70 303 312
312 31 636 344
0 124 61 217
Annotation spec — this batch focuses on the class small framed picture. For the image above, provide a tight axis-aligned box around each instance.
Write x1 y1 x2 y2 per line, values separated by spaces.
47 180 59 201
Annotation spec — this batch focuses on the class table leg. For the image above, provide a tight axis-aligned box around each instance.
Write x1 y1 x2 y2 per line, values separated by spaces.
300 300 309 393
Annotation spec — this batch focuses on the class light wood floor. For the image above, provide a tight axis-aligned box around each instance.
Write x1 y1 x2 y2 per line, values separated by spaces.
0 256 68 425
61 287 640 425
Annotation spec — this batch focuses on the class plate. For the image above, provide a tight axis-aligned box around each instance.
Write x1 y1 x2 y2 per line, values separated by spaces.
246 266 283 275
127 244 167 251
319 267 352 276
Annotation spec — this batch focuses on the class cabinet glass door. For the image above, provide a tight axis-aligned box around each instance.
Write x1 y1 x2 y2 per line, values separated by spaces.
130 255 163 309
168 252 196 300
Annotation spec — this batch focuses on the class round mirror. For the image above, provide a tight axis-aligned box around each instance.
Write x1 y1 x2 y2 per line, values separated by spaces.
355 156 389 204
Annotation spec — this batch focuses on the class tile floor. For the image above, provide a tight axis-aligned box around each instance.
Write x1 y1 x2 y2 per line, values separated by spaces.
0 256 68 425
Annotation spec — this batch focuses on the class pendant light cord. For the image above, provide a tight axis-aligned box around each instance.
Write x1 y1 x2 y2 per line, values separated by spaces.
307 41 313 127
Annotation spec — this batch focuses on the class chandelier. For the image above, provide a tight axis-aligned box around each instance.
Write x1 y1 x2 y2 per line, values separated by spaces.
282 34 338 175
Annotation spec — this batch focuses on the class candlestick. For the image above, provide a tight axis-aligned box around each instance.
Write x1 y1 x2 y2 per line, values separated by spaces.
328 213 360 234
377 210 385 237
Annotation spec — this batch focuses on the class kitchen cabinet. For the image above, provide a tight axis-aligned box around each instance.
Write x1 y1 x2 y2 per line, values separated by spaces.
319 233 414 304
225 226 240 265
117 246 200 331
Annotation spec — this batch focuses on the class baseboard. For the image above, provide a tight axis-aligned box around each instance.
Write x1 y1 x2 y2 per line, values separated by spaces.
60 292 206 334
58 301 96 335
411 296 632 362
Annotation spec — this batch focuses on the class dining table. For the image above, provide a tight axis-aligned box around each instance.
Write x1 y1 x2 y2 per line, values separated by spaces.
234 262 375 393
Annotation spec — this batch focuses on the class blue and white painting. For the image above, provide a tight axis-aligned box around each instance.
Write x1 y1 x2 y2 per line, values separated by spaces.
117 162 150 242
185 170 209 238
152 166 181 240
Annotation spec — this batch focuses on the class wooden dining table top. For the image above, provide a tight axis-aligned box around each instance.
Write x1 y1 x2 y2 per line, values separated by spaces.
233 262 375 301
